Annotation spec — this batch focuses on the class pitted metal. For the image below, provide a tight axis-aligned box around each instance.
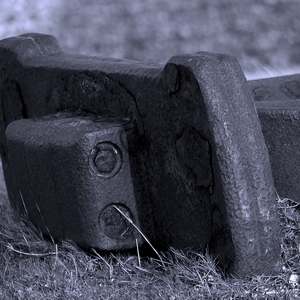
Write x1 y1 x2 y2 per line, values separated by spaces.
0 33 287 277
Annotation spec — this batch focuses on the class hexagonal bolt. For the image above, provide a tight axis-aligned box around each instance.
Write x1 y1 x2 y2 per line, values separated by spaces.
89 142 123 178
99 204 132 239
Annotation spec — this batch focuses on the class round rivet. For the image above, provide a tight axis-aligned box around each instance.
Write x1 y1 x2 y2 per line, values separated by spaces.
89 142 122 178
99 204 132 239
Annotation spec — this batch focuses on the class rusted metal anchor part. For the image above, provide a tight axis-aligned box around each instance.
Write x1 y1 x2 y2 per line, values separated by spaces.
5 115 143 250
0 33 281 277
167 53 281 276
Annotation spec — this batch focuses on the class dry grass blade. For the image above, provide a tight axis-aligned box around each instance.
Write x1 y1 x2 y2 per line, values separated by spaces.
112 205 166 268
19 191 29 218
5 243 57 257
136 238 141 268
91 248 114 280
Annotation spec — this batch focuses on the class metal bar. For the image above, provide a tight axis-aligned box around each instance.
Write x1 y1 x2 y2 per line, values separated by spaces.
0 33 284 277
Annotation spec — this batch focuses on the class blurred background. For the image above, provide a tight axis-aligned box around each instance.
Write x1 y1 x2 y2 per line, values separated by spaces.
0 0 300 78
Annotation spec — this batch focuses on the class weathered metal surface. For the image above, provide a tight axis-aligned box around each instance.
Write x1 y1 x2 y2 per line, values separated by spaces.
5 114 145 250
0 33 281 277
249 76 300 203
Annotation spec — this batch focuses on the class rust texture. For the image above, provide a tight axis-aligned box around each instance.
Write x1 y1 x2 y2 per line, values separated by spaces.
0 33 282 277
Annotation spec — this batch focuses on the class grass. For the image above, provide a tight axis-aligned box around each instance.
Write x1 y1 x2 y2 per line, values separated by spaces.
1 195 300 299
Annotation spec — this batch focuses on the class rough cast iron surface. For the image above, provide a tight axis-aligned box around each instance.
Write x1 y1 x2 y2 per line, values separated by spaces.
249 76 300 203
0 33 281 277
6 114 145 251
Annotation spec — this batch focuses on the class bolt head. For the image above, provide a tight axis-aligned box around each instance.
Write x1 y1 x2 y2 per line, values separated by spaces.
99 204 132 239
89 142 122 178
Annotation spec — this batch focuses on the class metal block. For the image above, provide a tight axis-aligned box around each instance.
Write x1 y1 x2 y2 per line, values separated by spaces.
249 76 300 203
0 33 281 277
5 113 147 250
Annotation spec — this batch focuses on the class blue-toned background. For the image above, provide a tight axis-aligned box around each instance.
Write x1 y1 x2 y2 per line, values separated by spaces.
1 0 300 79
